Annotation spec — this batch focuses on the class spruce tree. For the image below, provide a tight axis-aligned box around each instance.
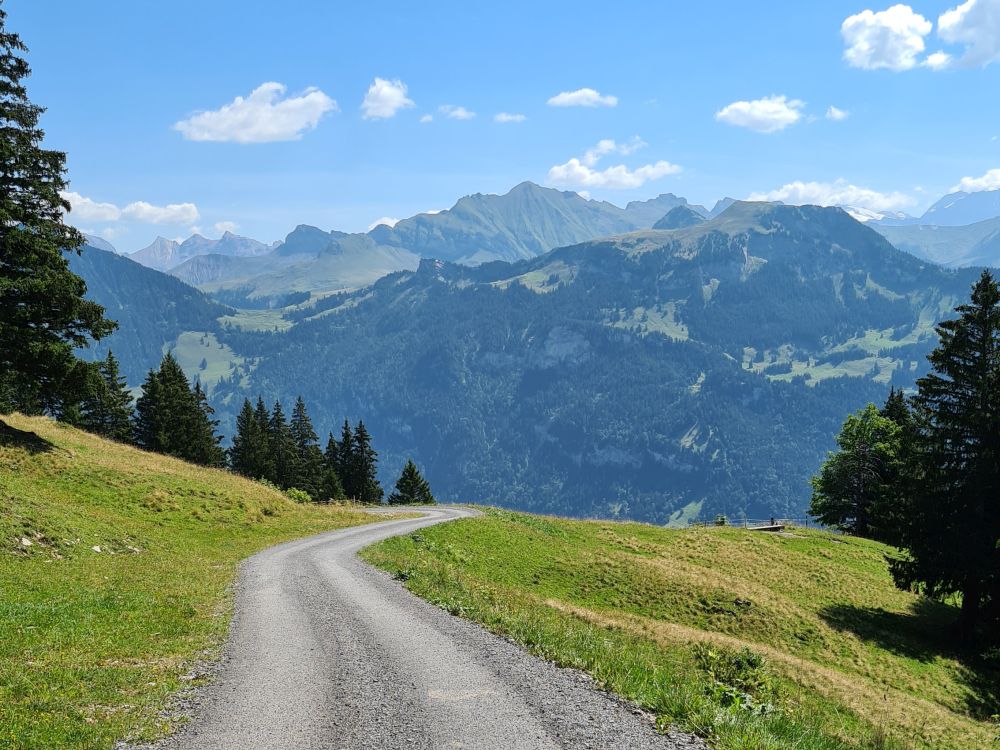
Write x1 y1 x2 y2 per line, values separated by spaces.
0 10 115 413
351 420 383 504
230 398 271 478
337 419 356 498
892 270 1000 641
267 400 298 489
290 396 324 499
77 351 134 442
388 460 435 505
133 353 222 466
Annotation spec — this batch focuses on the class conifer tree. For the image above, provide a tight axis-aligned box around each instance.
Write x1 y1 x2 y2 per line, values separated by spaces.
351 420 383 504
189 381 225 467
230 398 270 478
290 396 324 499
337 419 356 497
388 460 435 505
892 270 1000 641
0 10 115 413
133 353 222 466
76 351 134 442
267 400 298 489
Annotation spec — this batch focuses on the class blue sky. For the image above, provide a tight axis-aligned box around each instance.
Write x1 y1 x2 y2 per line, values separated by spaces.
9 0 1000 250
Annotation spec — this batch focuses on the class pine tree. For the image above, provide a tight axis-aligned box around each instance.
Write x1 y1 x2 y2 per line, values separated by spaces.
267 400 298 489
320 467 345 502
290 396 324 499
337 419 356 498
77 351 134 442
351 420 383 504
388 460 435 505
0 11 115 413
892 271 1000 641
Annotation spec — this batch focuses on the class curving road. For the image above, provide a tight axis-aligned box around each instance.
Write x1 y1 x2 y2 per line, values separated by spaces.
142 506 704 750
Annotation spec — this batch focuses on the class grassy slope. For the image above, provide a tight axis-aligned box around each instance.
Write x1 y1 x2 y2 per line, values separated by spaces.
0 414 379 750
363 509 997 750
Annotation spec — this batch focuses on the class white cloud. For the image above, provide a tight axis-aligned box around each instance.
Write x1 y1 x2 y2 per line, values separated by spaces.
494 112 526 123
214 220 240 234
952 167 1000 192
61 191 121 222
439 104 476 120
361 78 414 119
826 105 850 121
419 114 433 123
547 137 680 190
174 82 336 143
582 137 646 166
60 191 200 226
924 50 953 69
367 217 400 231
546 88 618 108
100 227 121 241
122 201 200 224
748 179 916 213
938 0 1000 68
841 5 932 71
715 95 804 133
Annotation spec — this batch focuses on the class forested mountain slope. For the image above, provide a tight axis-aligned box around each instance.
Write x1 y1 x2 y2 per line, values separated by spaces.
69 245 231 382
213 203 979 522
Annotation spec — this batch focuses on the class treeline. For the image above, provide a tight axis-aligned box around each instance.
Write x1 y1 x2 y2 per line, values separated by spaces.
60 351 434 506
811 270 1000 644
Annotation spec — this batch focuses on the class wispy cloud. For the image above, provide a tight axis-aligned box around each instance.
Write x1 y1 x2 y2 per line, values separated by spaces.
547 88 618 108
494 112 527 123
826 105 850 121
174 82 336 143
439 104 476 120
748 178 915 213
547 137 680 189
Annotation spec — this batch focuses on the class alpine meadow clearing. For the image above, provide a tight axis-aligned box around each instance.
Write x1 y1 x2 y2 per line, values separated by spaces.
363 508 1000 750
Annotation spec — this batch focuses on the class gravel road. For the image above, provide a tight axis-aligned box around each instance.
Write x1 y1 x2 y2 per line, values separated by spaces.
138 506 706 750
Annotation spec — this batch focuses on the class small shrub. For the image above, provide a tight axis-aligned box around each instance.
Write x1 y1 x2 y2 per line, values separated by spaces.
285 487 312 504
714 514 728 526
692 642 775 715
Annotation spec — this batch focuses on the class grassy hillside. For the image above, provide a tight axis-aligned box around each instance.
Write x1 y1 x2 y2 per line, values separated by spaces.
364 509 998 750
0 414 380 750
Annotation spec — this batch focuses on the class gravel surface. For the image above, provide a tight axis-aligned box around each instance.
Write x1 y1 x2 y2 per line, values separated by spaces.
131 506 707 750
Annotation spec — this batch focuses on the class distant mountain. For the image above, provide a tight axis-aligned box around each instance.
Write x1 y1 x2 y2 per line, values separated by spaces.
171 225 419 305
128 236 181 271
369 181 637 265
708 197 737 217
918 189 1000 226
70 244 231 383
212 202 977 523
622 193 708 226
82 233 118 254
130 232 271 272
842 206 915 224
875 217 1000 268
653 205 706 229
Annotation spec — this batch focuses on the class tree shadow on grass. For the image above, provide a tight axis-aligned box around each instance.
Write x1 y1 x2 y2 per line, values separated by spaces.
0 418 54 454
819 600 1000 718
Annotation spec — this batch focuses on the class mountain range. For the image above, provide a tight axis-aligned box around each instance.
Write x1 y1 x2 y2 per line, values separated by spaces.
74 198 985 523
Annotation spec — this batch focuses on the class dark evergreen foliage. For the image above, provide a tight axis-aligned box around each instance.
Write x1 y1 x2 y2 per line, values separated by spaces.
267 400 298 490
349 421 383 504
230 399 271 479
0 11 114 413
133 353 224 466
290 396 325 499
388 460 435 505
75 351 134 442
890 270 1000 641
